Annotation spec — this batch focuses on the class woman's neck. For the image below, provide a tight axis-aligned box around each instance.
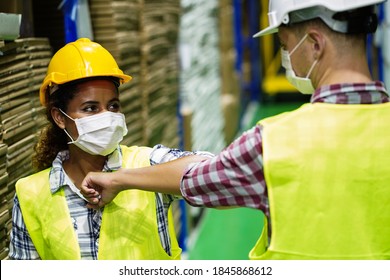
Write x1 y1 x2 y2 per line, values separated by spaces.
63 147 107 189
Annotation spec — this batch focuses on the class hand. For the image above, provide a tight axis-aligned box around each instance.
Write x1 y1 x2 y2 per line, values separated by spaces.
80 171 121 209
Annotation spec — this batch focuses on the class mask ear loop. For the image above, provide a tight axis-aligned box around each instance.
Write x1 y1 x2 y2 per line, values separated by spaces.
289 33 318 79
289 33 309 56
63 128 76 143
58 108 77 143
58 108 76 121
305 59 318 79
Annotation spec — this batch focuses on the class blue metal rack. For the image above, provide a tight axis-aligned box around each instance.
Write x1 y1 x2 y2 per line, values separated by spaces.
233 0 262 112
59 0 78 43
60 0 93 43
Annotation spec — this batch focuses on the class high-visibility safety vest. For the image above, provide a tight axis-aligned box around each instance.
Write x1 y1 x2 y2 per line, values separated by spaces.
250 103 390 260
16 145 182 260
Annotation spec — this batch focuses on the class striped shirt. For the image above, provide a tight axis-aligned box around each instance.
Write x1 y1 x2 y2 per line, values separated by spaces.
9 146 212 260
180 82 389 225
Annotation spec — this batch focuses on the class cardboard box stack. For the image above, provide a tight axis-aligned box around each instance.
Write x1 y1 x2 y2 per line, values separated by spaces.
89 0 144 146
0 37 52 259
141 0 181 147
89 0 181 148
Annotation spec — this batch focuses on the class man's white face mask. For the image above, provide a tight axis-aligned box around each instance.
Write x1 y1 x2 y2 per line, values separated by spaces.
281 33 318 94
60 109 128 156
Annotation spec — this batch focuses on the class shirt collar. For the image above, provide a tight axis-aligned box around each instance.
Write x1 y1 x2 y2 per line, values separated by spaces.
49 146 123 194
311 81 389 104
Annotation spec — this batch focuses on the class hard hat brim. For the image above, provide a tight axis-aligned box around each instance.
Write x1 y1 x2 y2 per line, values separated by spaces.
39 73 132 106
253 26 278 38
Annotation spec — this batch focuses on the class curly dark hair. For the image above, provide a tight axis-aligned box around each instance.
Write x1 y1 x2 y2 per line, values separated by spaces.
32 77 120 171
31 85 75 171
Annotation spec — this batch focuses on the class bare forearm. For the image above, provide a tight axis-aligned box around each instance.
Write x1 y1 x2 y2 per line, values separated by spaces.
112 155 206 196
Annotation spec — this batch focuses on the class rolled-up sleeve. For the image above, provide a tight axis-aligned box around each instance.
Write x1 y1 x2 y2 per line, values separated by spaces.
180 125 269 214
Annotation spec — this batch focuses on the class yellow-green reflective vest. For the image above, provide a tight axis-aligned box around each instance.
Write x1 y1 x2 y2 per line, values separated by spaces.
16 145 182 260
249 103 390 260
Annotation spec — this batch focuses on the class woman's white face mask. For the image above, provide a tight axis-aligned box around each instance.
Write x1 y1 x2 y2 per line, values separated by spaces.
281 33 318 94
60 109 128 156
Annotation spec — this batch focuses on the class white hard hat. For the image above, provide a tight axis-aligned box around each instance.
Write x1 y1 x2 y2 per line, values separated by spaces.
254 0 387 37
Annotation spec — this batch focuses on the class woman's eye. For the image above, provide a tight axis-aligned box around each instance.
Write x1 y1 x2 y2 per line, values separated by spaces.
83 105 98 112
108 103 121 111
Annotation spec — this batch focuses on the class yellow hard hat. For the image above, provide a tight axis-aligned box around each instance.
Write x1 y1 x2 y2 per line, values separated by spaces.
39 38 132 106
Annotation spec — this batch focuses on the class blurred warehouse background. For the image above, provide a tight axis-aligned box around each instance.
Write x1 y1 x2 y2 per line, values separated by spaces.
0 0 389 260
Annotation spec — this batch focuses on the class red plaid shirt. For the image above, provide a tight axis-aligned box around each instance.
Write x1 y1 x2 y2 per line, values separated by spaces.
181 81 389 221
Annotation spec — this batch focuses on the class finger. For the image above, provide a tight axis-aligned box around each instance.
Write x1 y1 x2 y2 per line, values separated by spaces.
81 175 99 193
81 189 99 197
86 199 107 209
85 195 99 204
80 185 96 193
85 194 102 208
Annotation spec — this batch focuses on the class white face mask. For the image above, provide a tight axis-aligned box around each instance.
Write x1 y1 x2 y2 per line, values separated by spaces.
60 109 128 156
281 33 318 94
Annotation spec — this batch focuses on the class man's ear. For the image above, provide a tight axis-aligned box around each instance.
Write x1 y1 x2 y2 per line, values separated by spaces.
307 30 325 60
51 107 66 129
